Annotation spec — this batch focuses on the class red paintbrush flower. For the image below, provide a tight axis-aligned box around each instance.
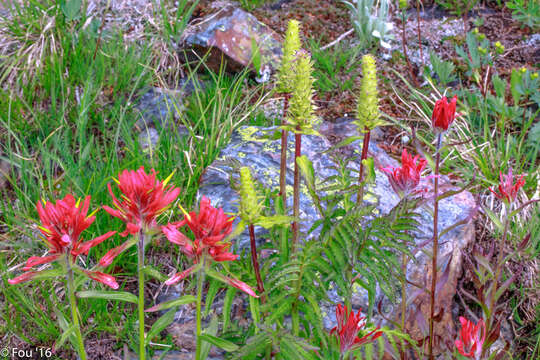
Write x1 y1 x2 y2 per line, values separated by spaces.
455 317 486 359
99 167 180 267
489 168 525 204
432 95 457 132
161 197 257 297
9 194 117 288
381 149 427 197
103 166 180 237
163 196 237 263
330 304 383 354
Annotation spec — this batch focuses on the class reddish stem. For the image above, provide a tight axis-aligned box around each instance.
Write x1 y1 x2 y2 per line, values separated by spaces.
357 128 371 204
248 224 266 303
428 133 442 360
279 94 290 208
401 11 419 88
292 129 301 251
416 1 423 66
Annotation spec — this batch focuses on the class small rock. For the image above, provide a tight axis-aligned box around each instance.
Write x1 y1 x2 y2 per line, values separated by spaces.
182 5 282 80
135 78 202 130
138 127 160 150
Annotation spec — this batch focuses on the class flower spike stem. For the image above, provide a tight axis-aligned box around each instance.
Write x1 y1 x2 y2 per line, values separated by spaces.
416 1 423 66
249 224 266 303
195 265 206 360
401 10 418 88
137 231 146 360
484 203 510 354
292 130 302 252
279 94 291 207
357 128 371 204
66 257 87 360
428 133 442 360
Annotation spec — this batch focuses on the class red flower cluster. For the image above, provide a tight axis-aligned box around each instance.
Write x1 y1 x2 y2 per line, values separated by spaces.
330 304 382 354
99 167 180 267
381 149 427 197
161 197 256 297
455 317 486 359
162 196 237 264
432 95 457 132
489 168 525 204
103 166 180 237
9 195 117 289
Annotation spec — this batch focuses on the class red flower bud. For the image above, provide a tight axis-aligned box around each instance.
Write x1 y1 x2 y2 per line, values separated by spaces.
431 95 457 132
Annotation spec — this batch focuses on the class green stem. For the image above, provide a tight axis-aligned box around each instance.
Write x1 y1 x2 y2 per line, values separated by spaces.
485 203 510 346
138 231 146 360
357 128 371 205
428 133 442 360
66 257 87 360
292 130 302 253
195 266 205 360
279 93 290 208
400 253 407 331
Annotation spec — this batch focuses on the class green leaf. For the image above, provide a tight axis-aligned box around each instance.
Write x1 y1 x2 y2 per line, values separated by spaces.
204 278 221 317
143 266 168 282
200 334 239 352
145 309 176 346
251 38 262 73
76 290 138 304
249 294 260 327
482 205 504 232
145 295 197 312
362 158 375 184
222 287 237 332
55 324 75 350
199 316 219 360
510 68 523 106
256 215 294 229
54 309 77 350
31 268 64 281
61 0 82 21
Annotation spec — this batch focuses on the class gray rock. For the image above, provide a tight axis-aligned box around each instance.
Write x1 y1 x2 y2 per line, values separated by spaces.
135 78 202 130
198 125 336 249
138 127 160 150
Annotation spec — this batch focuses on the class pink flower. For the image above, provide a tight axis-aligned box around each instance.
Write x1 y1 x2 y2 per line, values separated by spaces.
9 195 117 288
381 149 427 196
103 166 180 237
455 317 486 359
330 304 383 354
432 96 457 132
489 168 525 204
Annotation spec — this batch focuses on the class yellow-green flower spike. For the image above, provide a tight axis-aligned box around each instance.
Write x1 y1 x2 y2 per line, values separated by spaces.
287 50 318 135
355 54 384 133
277 20 301 94
399 0 408 10
239 167 264 224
